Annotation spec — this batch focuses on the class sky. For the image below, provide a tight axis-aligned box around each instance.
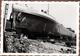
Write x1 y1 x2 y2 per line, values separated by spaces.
27 2 79 34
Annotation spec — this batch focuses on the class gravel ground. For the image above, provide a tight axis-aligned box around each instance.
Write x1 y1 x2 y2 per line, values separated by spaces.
4 32 76 53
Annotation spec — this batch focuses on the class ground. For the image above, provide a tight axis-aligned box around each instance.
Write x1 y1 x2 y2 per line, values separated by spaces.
4 32 76 53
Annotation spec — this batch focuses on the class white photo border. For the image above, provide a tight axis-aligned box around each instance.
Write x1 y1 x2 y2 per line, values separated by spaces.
1 1 79 56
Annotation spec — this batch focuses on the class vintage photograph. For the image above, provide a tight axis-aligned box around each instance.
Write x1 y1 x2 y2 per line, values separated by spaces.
1 2 79 54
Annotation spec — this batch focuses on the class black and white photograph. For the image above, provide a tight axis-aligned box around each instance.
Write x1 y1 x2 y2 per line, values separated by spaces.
1 1 79 55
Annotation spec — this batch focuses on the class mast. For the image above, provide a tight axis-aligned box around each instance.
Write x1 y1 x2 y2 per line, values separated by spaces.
4 4 9 32
47 3 49 15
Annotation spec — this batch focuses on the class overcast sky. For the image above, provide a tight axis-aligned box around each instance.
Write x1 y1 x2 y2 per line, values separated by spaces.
26 2 79 34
